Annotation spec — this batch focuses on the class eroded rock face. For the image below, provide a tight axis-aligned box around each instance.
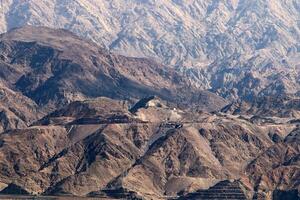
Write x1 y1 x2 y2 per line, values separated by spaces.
245 129 300 199
0 96 297 199
0 97 160 196
0 84 43 133
0 126 69 194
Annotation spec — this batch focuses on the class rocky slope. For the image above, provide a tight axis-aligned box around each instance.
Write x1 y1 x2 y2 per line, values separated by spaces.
245 128 300 199
0 96 298 199
0 26 227 113
0 83 42 133
221 95 300 118
0 0 299 100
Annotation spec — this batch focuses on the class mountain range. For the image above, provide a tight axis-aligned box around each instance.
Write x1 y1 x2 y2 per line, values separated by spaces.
0 0 299 199
0 0 299 101
0 25 298 200
0 25 227 133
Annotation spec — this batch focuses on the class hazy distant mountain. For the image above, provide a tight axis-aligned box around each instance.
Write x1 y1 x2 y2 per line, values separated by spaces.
0 0 299 100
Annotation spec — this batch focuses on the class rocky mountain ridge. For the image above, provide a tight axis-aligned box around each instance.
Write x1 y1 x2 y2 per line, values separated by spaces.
0 26 227 116
0 95 298 199
0 0 299 101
